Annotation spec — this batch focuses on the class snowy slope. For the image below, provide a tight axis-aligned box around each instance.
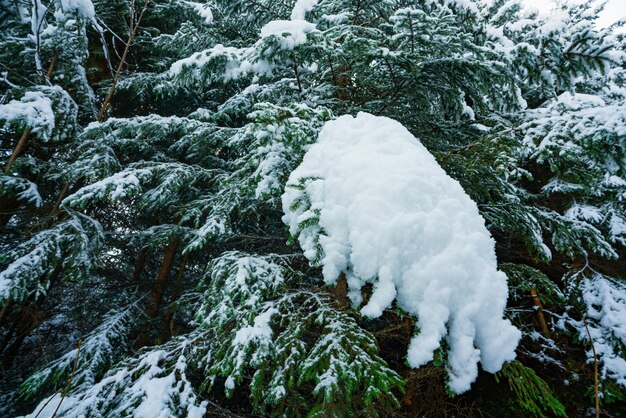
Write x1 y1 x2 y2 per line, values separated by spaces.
282 112 521 392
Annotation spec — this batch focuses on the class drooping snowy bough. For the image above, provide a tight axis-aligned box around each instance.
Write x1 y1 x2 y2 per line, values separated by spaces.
282 112 521 392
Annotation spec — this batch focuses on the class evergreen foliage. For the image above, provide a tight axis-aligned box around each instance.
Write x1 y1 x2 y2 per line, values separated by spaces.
1 0 625 416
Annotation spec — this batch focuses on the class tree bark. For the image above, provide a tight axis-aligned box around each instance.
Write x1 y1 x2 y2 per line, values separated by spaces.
97 0 149 122
530 288 550 338
145 241 179 318
332 272 348 308
158 252 189 343
131 248 149 283
4 129 30 175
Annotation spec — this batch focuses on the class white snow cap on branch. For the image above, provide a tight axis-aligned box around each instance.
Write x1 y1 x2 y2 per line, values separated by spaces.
184 1 213 24
282 112 520 393
59 0 96 18
0 91 55 140
260 19 317 49
290 0 318 20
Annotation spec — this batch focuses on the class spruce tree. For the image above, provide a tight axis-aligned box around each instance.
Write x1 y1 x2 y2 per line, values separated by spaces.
1 0 625 417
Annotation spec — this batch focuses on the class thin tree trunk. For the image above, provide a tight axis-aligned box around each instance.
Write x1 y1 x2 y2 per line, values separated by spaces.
158 252 189 343
530 288 550 338
131 248 149 282
3 49 62 226
4 47 60 177
4 129 30 174
51 182 70 213
332 272 348 308
97 0 149 122
49 0 150 213
145 241 179 318
47 51 59 80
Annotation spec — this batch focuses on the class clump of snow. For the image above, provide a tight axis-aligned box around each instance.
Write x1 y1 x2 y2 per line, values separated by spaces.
260 19 317 50
184 1 213 24
0 91 55 140
233 307 277 346
169 44 247 78
168 44 276 80
282 112 520 393
59 0 96 18
290 0 318 20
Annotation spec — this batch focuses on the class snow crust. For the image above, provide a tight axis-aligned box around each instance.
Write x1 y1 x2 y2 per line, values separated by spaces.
282 112 520 392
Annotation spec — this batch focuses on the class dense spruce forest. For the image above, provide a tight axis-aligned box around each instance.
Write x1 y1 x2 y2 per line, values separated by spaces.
1 0 625 416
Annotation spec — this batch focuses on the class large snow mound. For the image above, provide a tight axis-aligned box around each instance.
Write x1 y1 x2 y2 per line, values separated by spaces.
282 112 521 393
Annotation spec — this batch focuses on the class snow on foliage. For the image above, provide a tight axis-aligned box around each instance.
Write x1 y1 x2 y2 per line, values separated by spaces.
0 91 54 139
283 112 521 392
0 176 43 208
58 0 95 18
20 339 208 418
0 213 102 306
19 303 138 400
290 0 318 20
0 86 78 142
566 273 626 388
183 1 213 24
195 252 403 414
260 20 317 50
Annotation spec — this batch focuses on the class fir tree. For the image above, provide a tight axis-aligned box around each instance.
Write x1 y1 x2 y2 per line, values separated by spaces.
2 0 626 417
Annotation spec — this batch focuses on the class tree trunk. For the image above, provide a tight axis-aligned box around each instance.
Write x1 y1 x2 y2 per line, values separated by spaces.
97 0 149 122
131 248 149 283
332 272 348 308
530 288 550 338
158 252 189 343
4 129 30 175
145 241 179 318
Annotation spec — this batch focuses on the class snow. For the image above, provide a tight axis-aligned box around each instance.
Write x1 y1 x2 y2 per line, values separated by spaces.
609 213 626 245
20 347 207 418
0 91 55 140
290 0 318 20
521 91 626 158
1 176 43 207
21 393 80 418
59 0 95 18
168 44 274 80
282 112 520 393
64 170 141 207
233 307 277 346
184 1 213 24
569 274 626 387
260 20 317 50
428 0 478 14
